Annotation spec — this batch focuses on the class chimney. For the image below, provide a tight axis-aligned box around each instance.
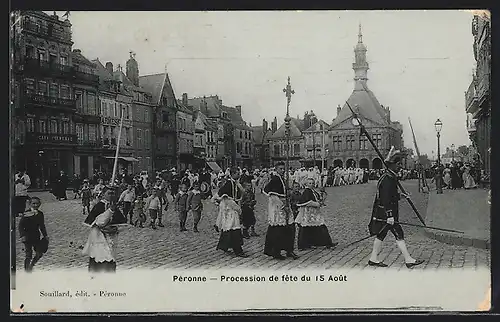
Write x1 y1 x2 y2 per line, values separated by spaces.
337 104 341 116
235 105 242 115
263 118 268 131
386 106 391 122
182 93 188 106
272 117 278 133
105 62 113 74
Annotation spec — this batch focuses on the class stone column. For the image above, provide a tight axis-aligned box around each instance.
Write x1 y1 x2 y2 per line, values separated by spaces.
74 155 80 177
88 156 94 177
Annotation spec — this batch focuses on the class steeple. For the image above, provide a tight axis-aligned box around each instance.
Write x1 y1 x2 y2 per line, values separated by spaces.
126 50 140 86
353 23 369 84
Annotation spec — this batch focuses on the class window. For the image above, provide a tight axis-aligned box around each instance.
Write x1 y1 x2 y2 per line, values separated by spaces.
75 91 83 111
87 93 96 115
274 145 280 157
38 81 47 96
26 118 35 132
76 124 83 141
373 134 382 149
237 142 241 153
25 78 36 95
63 121 69 134
89 124 97 141
346 135 355 150
83 124 89 141
249 132 251 140
244 143 248 155
239 130 242 139
39 120 47 133
137 128 143 147
50 120 57 133
113 103 117 117
26 46 35 59
110 127 116 145
144 129 149 147
38 49 46 61
49 54 57 66
60 85 70 99
294 143 300 155
333 136 342 151
103 126 109 145
60 55 67 66
359 136 369 150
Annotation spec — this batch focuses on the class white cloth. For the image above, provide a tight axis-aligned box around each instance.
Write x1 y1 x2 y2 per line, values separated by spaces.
215 197 241 231
267 195 294 226
82 209 118 263
295 206 326 226
15 173 31 197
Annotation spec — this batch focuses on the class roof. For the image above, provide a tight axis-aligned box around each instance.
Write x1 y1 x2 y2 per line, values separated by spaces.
290 117 306 132
270 120 302 139
330 80 389 128
72 50 95 67
139 73 176 105
176 100 194 115
303 120 330 132
221 105 251 130
113 70 149 93
252 125 271 144
205 118 218 132
92 59 114 82
188 96 222 118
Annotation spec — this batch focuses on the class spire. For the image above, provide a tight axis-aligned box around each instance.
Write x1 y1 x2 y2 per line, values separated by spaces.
353 24 369 84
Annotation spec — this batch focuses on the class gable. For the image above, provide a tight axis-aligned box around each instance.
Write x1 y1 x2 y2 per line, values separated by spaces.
330 114 384 130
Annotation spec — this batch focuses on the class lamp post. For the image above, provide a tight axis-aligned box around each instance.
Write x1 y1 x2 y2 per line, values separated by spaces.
321 128 326 172
434 119 443 194
451 143 455 162
38 150 45 189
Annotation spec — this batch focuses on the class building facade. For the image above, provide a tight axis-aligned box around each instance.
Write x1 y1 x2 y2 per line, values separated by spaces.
72 48 100 179
13 11 77 188
302 119 330 169
465 14 490 176
193 110 207 168
139 73 178 171
268 118 305 170
223 105 253 169
251 118 271 169
328 25 403 170
177 94 195 171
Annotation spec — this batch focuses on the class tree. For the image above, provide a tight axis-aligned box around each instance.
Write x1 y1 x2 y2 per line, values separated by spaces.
457 145 469 158
418 154 431 168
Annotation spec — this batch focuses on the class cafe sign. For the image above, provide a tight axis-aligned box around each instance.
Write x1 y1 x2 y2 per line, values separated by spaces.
100 116 132 127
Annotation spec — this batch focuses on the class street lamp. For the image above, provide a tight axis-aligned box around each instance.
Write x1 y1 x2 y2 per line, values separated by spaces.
451 143 455 162
38 150 45 189
434 118 443 194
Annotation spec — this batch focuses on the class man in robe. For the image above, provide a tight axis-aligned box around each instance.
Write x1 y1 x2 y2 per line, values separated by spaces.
263 161 299 260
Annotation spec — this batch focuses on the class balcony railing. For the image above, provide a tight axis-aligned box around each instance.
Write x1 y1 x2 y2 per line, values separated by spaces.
74 70 99 83
26 132 77 144
22 21 72 42
24 58 73 78
77 139 102 148
25 93 76 109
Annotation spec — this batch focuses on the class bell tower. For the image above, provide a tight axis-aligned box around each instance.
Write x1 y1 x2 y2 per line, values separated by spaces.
126 51 140 86
352 24 369 83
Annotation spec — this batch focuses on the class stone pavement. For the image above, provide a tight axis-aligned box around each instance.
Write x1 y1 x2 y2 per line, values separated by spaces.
14 180 490 271
425 187 490 249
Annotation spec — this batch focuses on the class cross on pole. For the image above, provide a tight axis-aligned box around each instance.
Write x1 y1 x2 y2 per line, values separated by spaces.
282 77 294 222
283 76 295 115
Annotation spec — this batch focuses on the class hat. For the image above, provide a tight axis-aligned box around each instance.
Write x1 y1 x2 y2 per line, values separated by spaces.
385 146 404 164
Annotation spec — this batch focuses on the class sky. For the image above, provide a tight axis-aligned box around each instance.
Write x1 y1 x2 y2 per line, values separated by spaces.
54 10 476 156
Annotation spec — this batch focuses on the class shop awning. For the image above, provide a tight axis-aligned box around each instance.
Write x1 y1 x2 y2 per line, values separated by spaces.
206 161 222 173
103 156 139 162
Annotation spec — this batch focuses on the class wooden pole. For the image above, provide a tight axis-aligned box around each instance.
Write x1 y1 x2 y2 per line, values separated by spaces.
111 106 125 184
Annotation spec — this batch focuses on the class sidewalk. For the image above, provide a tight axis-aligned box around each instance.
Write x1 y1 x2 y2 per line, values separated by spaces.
425 187 490 249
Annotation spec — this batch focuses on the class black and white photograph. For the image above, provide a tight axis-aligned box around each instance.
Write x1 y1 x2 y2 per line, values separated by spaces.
10 10 491 312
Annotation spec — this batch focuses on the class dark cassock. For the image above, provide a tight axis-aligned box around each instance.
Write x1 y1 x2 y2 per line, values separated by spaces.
295 187 335 250
82 192 127 273
263 174 297 259
214 178 247 257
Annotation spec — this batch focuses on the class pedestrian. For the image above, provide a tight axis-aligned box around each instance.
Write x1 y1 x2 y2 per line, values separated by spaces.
263 161 298 260
186 181 203 232
145 188 163 229
81 179 92 216
118 184 136 225
289 182 302 220
367 147 424 268
174 183 189 232
295 178 336 250
19 197 49 272
72 174 82 199
213 167 248 257
240 178 257 238
14 168 31 217
54 170 68 201
133 194 146 228
82 185 127 273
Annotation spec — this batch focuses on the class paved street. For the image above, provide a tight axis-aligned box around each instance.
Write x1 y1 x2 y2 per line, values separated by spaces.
14 180 490 271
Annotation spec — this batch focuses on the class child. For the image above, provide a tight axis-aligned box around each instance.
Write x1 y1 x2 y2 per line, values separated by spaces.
187 182 203 232
119 184 136 224
144 188 163 229
240 180 257 238
290 182 302 220
81 179 92 215
133 194 147 228
19 197 49 272
174 183 189 232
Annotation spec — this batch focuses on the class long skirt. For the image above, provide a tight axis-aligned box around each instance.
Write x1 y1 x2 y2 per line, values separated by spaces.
241 207 256 228
88 258 116 273
297 224 334 250
264 224 295 256
216 229 244 254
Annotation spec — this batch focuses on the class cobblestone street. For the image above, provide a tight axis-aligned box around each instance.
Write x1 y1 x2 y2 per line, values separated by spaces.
14 180 490 271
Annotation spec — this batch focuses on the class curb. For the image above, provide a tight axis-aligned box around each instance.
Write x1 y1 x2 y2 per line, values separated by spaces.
424 229 490 250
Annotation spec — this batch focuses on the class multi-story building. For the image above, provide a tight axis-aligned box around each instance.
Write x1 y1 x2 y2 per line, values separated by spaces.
139 72 178 171
328 25 403 169
268 117 305 170
302 119 330 169
12 11 77 188
193 110 207 169
177 94 195 171
205 118 218 163
71 48 100 179
122 53 154 174
222 105 253 169
466 14 490 176
251 119 271 169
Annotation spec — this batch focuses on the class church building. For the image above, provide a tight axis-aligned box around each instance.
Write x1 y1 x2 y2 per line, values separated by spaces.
328 25 403 169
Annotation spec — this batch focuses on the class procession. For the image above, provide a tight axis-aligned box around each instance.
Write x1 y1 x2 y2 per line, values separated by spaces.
11 11 490 276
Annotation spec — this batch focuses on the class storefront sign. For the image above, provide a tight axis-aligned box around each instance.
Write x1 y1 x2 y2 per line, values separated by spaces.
100 116 131 127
